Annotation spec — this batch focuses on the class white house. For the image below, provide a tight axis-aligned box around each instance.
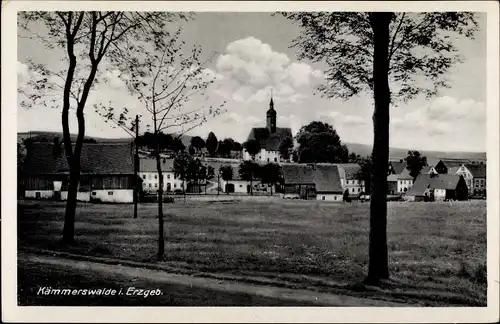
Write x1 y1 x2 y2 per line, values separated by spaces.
337 163 365 196
139 158 184 193
387 169 414 195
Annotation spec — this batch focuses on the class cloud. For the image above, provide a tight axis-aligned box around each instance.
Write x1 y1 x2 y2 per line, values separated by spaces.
317 111 368 127
392 96 485 136
222 112 262 127
214 37 323 105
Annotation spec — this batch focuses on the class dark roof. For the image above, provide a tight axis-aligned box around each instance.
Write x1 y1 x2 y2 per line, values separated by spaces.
465 163 486 178
282 164 315 184
24 142 135 175
439 160 466 168
139 158 174 172
282 163 343 193
406 174 462 196
246 127 293 151
389 161 406 174
314 164 343 193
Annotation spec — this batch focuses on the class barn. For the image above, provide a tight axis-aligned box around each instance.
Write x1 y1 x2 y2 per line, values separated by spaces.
281 163 344 201
404 174 469 202
24 142 141 203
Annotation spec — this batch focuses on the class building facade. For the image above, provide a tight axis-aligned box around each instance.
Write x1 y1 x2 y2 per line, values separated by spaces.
139 158 184 194
387 169 414 195
337 163 365 196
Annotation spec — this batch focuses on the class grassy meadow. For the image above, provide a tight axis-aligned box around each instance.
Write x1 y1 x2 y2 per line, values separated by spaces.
17 199 487 306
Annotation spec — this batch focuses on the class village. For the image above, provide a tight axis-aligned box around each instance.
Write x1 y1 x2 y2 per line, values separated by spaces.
11 9 491 311
19 96 487 205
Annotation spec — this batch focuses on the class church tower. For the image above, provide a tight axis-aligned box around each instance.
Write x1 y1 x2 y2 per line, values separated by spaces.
266 96 277 134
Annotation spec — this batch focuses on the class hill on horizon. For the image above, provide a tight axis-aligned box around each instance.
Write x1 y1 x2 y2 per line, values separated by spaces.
18 131 486 166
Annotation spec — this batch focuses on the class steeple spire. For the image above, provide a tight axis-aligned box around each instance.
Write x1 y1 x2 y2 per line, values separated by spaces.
269 89 274 110
266 92 277 133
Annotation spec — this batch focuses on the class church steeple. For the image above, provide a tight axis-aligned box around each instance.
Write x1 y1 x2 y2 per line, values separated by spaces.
266 94 277 134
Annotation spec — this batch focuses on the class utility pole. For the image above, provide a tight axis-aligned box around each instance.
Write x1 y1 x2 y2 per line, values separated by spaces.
217 170 220 196
134 115 139 219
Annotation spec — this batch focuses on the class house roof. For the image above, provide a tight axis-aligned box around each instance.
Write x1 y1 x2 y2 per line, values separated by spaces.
389 161 406 174
337 163 361 180
314 164 343 193
282 164 316 184
439 160 466 168
387 171 414 181
465 163 486 178
282 163 343 193
421 165 434 174
405 174 462 196
246 127 293 151
24 142 135 175
139 158 174 172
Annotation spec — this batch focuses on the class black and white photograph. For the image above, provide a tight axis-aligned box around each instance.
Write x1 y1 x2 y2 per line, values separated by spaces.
2 1 499 322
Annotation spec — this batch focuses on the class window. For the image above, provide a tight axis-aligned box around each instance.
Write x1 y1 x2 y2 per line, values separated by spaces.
480 179 485 187
322 196 325 200
92 192 96 196
274 158 277 162
174 184 177 188
35 192 41 198
155 175 158 179
155 183 158 188
358 188 361 192
267 158 270 162
239 185 243 188
142 175 146 179
167 174 171 179
108 191 113 195
334 196 337 200
149 183 152 188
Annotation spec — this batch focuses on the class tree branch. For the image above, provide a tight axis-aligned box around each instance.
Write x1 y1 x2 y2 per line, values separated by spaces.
388 13 406 61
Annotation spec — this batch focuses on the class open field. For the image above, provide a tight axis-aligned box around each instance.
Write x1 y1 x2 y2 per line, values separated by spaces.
17 199 487 306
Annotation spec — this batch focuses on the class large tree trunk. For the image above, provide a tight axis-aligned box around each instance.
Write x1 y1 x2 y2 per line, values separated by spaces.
155 145 165 260
366 12 393 284
62 167 79 242
61 29 78 243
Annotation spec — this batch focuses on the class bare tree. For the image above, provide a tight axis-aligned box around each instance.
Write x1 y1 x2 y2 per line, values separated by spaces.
18 11 190 243
97 28 226 260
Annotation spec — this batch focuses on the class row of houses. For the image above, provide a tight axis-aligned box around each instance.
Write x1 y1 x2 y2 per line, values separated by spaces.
21 141 365 202
386 158 486 201
21 140 486 204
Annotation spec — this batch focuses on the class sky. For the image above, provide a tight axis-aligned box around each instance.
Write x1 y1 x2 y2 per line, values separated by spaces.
17 12 487 152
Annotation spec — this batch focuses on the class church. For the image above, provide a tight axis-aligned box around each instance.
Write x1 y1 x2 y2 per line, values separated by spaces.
242 97 293 163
